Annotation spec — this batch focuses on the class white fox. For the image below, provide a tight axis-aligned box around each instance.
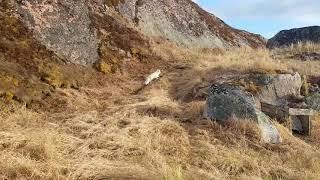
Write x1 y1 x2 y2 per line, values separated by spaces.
144 69 161 85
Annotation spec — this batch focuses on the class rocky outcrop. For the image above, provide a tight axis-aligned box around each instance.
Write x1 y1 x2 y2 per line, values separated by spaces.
204 84 282 144
250 72 320 112
2 0 266 66
117 0 266 49
267 26 320 48
257 73 302 105
0 0 267 103
305 93 320 111
16 0 100 65
2 0 150 66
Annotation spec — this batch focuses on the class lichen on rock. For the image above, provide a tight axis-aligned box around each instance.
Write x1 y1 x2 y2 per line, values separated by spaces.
305 93 320 111
16 0 100 65
204 84 282 143
117 0 266 49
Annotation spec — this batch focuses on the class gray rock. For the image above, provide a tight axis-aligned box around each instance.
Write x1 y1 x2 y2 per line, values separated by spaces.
267 26 320 49
5 0 266 67
204 84 282 144
204 84 257 121
305 93 320 111
258 73 302 105
16 0 99 65
117 0 266 49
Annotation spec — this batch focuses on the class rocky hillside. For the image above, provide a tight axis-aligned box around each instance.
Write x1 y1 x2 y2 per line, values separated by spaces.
2 0 320 177
116 0 266 48
0 0 267 103
6 0 265 65
268 26 320 48
2 41 320 179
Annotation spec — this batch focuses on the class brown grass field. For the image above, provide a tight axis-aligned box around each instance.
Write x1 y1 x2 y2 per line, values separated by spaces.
1 42 320 179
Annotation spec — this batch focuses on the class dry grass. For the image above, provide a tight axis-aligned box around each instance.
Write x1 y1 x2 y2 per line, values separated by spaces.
153 41 320 103
2 87 320 179
154 41 320 76
273 41 320 57
0 107 69 179
1 41 320 179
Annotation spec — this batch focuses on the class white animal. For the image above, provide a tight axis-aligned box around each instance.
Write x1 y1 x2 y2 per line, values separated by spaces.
144 69 161 85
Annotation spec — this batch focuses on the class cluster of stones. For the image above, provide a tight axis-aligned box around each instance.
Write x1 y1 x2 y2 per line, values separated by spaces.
204 73 320 144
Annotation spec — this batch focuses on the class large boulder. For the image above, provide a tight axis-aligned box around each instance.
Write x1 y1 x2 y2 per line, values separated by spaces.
257 73 302 105
267 26 320 49
204 84 282 144
16 0 99 65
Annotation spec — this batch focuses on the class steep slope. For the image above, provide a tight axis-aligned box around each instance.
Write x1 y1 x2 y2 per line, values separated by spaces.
8 0 265 66
0 0 266 103
12 0 151 65
0 0 154 102
117 0 266 48
268 26 320 48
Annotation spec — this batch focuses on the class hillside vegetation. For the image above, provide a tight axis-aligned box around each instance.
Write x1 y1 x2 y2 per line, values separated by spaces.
1 42 320 179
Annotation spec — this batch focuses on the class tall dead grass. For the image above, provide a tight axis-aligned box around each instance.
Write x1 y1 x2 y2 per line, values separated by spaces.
153 40 320 76
2 86 320 179
2 41 320 179
273 41 320 57
0 107 70 179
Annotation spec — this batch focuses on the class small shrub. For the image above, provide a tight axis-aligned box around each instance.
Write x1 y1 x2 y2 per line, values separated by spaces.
95 60 113 74
41 65 63 88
